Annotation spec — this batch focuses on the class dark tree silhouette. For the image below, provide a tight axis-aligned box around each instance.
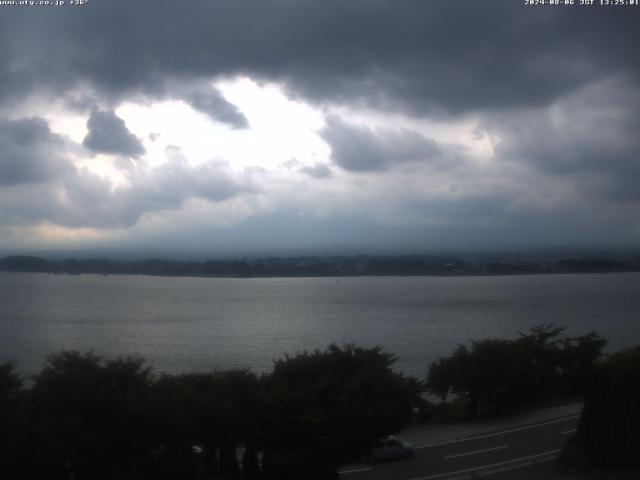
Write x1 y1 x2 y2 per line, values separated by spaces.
261 344 421 478
0 362 23 475
426 325 608 417
426 340 532 417
26 351 155 480
0 361 21 402
576 346 640 468
149 369 262 479
241 444 260 480
2 334 609 479
558 332 609 394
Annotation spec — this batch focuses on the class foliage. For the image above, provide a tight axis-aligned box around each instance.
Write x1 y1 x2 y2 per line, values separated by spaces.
577 346 640 467
148 369 263 477
426 325 608 417
426 339 533 417
0 362 23 471
261 344 421 477
558 332 609 394
0 361 22 402
25 351 155 479
1 333 609 478
1 345 418 479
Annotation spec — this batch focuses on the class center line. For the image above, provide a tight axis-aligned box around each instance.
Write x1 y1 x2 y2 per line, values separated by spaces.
415 414 580 449
410 449 560 480
444 445 508 459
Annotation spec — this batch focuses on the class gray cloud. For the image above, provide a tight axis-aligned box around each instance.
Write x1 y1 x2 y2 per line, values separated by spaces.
0 2 638 250
283 158 333 177
0 143 252 230
70 150 249 229
321 116 440 172
0 183 63 227
82 109 145 157
299 162 332 178
185 89 248 129
63 92 99 113
0 117 73 186
0 1 637 116
490 79 640 202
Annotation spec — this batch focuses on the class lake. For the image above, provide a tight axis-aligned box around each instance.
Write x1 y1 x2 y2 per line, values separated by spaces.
1 272 639 378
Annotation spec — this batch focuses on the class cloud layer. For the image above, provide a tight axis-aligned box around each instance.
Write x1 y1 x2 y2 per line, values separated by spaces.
0 1 638 252
1 1 638 113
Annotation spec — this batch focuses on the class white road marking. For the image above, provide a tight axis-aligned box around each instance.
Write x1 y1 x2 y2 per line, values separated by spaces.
478 453 556 476
340 467 373 474
444 445 508 459
477 461 533 476
562 429 577 435
414 415 580 449
407 449 561 480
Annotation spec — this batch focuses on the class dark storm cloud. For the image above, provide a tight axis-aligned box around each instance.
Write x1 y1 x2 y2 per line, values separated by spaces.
0 1 638 115
321 116 440 172
184 89 249 129
82 109 146 157
63 93 99 113
0 117 73 186
491 79 640 199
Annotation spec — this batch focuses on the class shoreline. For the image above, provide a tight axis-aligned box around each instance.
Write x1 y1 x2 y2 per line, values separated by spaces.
1 269 639 280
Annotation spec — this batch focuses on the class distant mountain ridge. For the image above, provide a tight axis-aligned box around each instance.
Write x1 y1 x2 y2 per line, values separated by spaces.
1 254 639 277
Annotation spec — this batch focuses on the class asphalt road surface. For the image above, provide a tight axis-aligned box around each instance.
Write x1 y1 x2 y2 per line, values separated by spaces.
339 414 579 480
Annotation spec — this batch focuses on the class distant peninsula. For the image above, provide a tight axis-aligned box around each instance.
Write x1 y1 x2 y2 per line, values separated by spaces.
1 253 639 277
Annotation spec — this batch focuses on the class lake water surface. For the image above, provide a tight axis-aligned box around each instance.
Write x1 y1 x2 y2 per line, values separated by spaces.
1 272 639 378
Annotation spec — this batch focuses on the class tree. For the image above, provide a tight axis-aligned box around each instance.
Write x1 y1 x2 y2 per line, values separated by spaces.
426 325 608 418
575 346 640 468
261 344 421 478
516 324 566 389
148 369 262 479
0 361 22 404
426 339 533 417
0 362 23 474
26 351 154 480
558 332 608 395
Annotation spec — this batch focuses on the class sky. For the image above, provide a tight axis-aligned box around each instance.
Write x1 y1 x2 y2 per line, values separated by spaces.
0 0 639 256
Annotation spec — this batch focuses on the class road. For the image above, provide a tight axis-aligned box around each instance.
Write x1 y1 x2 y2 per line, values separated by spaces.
339 414 579 480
